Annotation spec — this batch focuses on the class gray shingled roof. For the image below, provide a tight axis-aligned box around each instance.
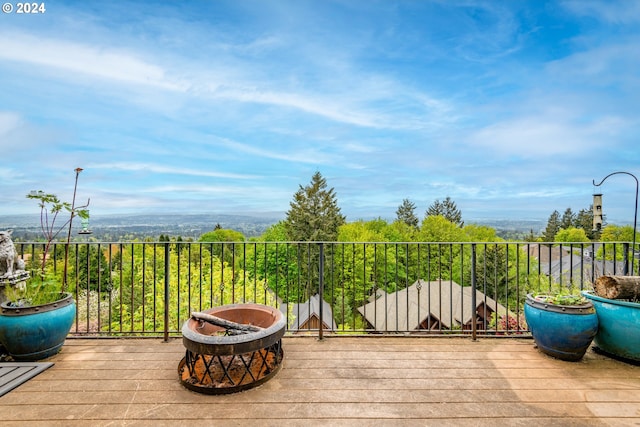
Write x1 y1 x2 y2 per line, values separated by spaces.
357 279 508 332
280 294 338 330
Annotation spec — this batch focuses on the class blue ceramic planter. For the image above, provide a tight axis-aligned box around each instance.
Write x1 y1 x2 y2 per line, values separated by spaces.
0 293 75 361
582 291 640 363
524 294 598 361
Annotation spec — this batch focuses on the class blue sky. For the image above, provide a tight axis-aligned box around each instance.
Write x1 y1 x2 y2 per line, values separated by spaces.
1 0 639 224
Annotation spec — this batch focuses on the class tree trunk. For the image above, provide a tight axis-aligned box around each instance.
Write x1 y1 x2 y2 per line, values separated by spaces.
191 311 264 333
594 276 640 300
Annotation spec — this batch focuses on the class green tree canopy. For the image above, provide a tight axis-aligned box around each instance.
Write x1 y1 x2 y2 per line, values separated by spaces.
543 210 561 241
560 208 575 230
575 206 599 240
198 228 246 267
255 221 288 242
554 227 590 243
599 224 635 242
198 228 245 242
597 224 637 262
419 215 467 242
462 224 502 242
285 171 346 241
395 198 419 228
426 196 463 227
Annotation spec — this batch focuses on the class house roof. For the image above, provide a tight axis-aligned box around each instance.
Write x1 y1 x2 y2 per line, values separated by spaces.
541 258 627 285
524 243 629 286
528 244 572 263
280 294 338 330
356 279 508 332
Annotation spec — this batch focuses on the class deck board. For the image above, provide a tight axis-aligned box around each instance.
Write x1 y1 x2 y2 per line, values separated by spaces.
1 336 639 426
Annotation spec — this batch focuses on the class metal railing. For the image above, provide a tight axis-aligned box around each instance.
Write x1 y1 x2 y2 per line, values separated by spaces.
10 241 638 339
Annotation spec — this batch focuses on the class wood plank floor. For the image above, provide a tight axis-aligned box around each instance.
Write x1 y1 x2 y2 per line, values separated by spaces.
1 336 639 426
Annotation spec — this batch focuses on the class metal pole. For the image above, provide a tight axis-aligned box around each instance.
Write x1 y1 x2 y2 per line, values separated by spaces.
164 242 170 342
471 244 477 341
593 172 639 275
318 242 324 341
63 168 82 292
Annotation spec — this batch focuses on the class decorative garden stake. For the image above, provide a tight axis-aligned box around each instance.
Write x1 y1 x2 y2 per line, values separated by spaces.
592 171 638 275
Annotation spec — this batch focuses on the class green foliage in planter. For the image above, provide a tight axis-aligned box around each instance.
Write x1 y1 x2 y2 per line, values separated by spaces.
3 274 67 307
532 292 588 306
526 271 591 306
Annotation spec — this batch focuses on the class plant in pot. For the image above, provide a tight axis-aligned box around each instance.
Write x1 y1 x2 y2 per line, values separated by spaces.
524 285 598 362
0 168 89 361
582 275 640 363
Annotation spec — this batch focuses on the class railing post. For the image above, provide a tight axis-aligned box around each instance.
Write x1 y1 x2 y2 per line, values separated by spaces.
623 243 630 276
318 242 324 341
164 242 170 343
471 243 477 342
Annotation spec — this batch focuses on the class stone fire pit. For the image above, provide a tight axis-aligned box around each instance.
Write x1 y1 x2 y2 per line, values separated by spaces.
179 303 285 394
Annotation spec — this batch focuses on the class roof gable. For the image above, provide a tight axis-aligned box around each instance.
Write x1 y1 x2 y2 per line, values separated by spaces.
357 279 508 331
281 294 337 330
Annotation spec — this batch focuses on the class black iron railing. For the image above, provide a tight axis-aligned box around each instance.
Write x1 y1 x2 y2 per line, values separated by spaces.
10 241 637 338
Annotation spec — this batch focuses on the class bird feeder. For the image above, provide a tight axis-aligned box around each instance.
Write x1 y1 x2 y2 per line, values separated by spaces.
592 193 603 232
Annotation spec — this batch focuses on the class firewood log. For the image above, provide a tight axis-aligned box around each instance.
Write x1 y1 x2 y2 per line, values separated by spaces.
191 311 264 333
594 275 640 300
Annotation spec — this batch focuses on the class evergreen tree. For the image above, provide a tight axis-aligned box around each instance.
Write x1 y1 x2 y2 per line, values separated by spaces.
543 210 561 241
575 206 599 240
560 208 575 230
284 172 345 299
426 196 463 227
395 198 419 228
73 244 113 292
285 171 345 241
524 229 538 242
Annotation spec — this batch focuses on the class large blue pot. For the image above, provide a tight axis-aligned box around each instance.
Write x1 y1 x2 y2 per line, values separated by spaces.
0 293 76 361
524 293 598 361
582 290 640 363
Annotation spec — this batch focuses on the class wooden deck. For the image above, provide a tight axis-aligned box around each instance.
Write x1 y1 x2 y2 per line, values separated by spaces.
1 336 639 426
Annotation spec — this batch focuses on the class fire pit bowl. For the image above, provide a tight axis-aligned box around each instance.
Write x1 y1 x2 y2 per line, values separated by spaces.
179 303 285 394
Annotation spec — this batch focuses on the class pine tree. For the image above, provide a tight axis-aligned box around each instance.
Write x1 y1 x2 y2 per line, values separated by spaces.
560 208 575 230
395 198 419 228
426 196 463 227
524 229 538 242
543 210 561 241
285 171 345 241
575 206 599 240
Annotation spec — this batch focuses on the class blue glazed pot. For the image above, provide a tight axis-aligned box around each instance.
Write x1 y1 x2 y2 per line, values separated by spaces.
0 293 75 361
582 290 640 363
524 293 598 361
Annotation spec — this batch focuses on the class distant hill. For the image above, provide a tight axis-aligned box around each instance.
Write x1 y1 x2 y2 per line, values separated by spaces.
0 214 544 242
0 213 282 241
469 219 545 240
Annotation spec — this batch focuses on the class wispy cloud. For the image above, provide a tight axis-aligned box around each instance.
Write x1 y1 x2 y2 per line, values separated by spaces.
0 112 22 136
0 32 188 91
467 114 626 157
561 0 640 24
1 1 638 223
88 162 257 180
